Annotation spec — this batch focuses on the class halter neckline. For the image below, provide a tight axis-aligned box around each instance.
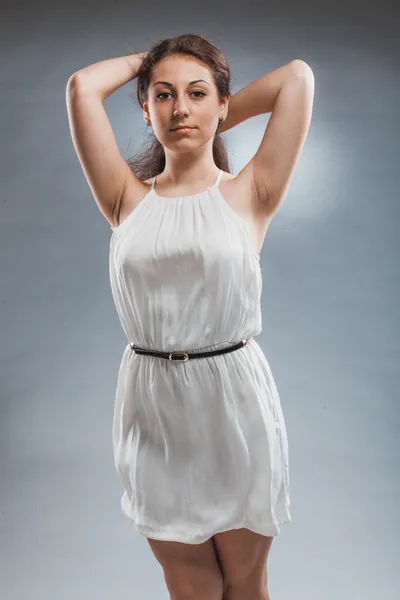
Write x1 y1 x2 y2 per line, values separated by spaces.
151 169 223 199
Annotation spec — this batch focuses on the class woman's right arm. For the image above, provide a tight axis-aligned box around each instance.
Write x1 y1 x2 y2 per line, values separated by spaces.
66 53 147 229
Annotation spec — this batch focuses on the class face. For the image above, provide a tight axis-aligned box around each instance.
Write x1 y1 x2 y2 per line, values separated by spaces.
143 54 229 150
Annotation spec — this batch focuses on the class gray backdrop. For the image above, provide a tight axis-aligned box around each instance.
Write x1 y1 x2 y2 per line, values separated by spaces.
1 0 398 598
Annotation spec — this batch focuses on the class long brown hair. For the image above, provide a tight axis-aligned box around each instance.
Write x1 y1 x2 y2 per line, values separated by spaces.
127 33 232 181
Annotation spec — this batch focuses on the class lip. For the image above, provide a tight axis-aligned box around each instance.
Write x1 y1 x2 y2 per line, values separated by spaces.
170 126 195 132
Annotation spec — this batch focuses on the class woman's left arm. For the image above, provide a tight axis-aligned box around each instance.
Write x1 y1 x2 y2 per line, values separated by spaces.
218 59 311 133
219 60 314 217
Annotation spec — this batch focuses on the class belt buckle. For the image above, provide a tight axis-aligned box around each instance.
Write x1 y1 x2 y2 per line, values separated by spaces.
168 351 189 363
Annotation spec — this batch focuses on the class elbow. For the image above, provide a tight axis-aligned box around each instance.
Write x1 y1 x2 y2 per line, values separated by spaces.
291 59 314 80
66 71 87 93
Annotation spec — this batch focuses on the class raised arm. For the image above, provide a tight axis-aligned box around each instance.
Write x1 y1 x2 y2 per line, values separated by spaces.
250 60 315 217
65 53 147 228
220 60 315 218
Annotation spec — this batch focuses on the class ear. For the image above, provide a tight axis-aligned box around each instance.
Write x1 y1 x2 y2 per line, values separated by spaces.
143 102 150 122
220 94 230 115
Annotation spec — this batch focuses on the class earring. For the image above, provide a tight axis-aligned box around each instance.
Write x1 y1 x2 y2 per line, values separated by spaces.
146 120 151 126
219 115 225 122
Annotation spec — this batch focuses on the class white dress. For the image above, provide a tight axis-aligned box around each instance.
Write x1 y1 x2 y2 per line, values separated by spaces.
109 168 291 544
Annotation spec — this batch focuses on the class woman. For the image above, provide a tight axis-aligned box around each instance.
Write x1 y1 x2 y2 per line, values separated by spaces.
66 33 314 600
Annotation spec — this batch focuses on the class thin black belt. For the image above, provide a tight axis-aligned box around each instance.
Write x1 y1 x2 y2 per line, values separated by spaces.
129 338 250 363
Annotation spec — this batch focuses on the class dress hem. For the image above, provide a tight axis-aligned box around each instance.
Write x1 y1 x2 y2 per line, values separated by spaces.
120 501 292 544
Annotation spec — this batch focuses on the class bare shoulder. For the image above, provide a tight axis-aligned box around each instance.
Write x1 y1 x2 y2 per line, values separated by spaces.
219 164 270 222
113 175 152 229
219 165 273 254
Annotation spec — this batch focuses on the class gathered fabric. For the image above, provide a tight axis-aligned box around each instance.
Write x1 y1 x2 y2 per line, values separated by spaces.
108 169 291 543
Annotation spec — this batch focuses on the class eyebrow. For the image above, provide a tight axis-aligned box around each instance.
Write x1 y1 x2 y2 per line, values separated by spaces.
152 79 210 87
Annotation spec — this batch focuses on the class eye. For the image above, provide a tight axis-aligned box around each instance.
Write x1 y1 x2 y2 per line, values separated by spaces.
156 91 206 100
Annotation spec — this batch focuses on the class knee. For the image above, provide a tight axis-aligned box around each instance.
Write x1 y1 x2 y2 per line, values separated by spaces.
165 567 224 600
223 585 270 600
222 572 270 600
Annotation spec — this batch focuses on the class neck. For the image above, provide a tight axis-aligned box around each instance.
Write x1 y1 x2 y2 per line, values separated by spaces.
161 145 219 185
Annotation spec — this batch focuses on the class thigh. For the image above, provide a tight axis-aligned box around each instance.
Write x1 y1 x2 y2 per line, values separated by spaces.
212 528 274 592
147 536 224 600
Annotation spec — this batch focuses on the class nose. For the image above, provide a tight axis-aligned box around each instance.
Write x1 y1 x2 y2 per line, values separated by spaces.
173 99 189 117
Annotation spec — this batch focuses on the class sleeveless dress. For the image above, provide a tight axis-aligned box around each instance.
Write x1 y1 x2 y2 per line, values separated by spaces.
109 169 291 543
